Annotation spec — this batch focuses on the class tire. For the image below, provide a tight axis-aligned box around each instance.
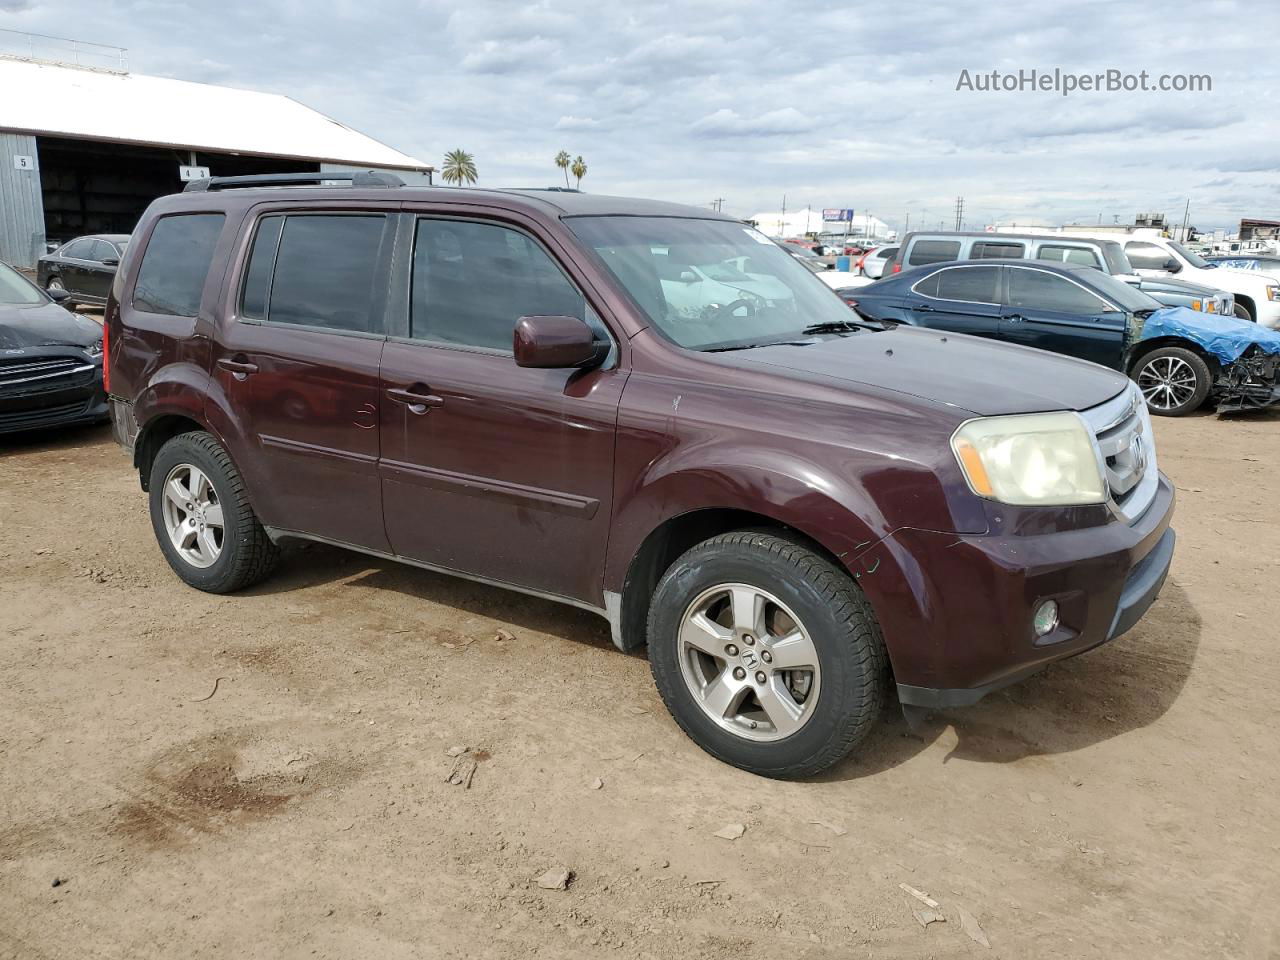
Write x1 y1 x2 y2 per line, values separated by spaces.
1131 345 1212 417
148 431 279 593
647 530 887 779
1233 302 1254 321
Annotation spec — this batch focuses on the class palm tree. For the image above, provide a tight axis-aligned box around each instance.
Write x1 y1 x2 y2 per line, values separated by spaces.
554 150 571 188
571 155 587 190
442 149 478 187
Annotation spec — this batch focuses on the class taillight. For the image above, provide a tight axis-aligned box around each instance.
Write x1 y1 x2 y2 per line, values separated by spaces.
856 255 867 269
101 317 110 393
891 263 901 274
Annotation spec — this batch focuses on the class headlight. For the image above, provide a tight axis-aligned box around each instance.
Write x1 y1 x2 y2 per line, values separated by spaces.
951 412 1106 506
87 339 103 356
1267 285 1280 301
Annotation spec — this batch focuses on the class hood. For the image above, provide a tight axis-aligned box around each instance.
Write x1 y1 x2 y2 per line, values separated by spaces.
1121 274 1222 297
0 302 101 351
1204 265 1280 286
720 326 1129 416
1139 306 1280 365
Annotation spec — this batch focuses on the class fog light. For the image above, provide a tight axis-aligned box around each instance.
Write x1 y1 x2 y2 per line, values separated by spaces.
1033 601 1060 637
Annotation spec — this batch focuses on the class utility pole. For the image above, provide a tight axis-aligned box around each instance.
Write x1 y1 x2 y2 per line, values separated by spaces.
710 197 725 212
904 211 910 234
954 196 965 231
780 194 787 237
1179 198 1191 242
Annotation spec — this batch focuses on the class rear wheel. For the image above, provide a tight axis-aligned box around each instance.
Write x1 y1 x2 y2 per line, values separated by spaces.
148 431 279 593
648 530 886 779
1132 346 1212 416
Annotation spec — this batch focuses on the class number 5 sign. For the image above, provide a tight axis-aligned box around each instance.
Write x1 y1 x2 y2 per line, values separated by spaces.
13 155 35 170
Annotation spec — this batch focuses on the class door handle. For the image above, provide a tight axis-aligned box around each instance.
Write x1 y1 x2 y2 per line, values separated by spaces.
1005 313 1026 323
915 303 936 312
217 357 259 380
387 385 444 414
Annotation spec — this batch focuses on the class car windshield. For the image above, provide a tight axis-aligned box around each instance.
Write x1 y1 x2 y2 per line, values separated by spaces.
1088 269 1164 312
0 263 47 305
568 216 861 350
1169 241 1209 268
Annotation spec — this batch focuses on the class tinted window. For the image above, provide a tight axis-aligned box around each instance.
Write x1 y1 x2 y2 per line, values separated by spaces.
907 239 961 266
912 273 940 298
934 266 999 303
260 215 387 332
971 241 1024 259
0 262 45 305
239 216 284 321
411 219 585 351
1008 268 1107 314
1124 242 1170 271
91 239 119 262
133 214 225 317
62 238 94 259
1037 245 1102 268
875 246 898 260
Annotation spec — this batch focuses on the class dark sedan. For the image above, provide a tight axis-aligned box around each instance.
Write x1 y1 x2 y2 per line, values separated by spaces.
836 259 1280 416
36 234 130 307
0 261 107 434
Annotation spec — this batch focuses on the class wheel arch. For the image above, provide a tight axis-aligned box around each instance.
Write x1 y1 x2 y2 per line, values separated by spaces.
1234 293 1256 321
1126 336 1220 374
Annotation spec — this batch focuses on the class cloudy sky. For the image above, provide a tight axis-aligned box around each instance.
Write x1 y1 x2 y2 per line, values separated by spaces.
2 0 1277 231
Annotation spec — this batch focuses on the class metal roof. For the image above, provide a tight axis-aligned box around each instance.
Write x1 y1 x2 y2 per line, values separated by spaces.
0 57 431 171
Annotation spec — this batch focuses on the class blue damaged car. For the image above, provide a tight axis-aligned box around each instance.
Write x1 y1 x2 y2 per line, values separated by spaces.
841 258 1280 417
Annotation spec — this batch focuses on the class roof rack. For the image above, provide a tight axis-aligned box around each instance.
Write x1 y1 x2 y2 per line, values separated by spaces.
183 170 405 193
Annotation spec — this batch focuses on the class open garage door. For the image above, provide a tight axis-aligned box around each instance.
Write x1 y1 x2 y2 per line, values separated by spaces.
36 136 317 244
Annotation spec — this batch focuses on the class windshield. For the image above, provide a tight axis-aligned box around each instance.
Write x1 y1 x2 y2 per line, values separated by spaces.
1169 241 1209 268
1089 269 1164 312
568 216 860 350
0 263 47 305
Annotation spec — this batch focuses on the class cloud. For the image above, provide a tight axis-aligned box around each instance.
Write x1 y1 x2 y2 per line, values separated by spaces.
554 115 603 131
690 107 816 137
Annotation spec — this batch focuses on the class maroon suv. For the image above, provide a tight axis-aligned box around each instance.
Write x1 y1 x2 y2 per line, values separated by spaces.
104 172 1175 778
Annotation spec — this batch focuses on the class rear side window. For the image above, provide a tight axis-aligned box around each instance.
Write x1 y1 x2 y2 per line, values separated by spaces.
239 214 388 333
1037 245 1102 268
1008 268 1107 314
133 214 225 317
907 239 961 266
410 218 586 351
62 238 94 259
971 241 1024 259
934 266 999 303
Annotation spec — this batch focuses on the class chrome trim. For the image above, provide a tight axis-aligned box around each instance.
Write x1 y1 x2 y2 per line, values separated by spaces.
1080 383 1158 523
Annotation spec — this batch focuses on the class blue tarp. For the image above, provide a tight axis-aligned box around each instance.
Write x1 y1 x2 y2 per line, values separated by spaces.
1138 306 1280 365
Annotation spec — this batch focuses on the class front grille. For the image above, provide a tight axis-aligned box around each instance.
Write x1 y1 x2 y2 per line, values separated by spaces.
0 356 96 395
0 399 91 432
1080 385 1158 522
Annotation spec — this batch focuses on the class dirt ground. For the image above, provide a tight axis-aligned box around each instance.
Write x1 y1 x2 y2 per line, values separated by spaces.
1 407 1277 960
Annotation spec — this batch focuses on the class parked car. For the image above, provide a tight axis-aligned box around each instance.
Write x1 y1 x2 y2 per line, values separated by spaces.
839 259 1280 415
105 172 1175 778
1205 254 1280 273
856 246 898 279
1066 233 1280 327
36 234 130 307
884 231 1236 317
772 238 832 270
0 260 107 434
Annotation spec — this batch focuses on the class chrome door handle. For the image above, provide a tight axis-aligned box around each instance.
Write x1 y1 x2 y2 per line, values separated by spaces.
1005 313 1027 323
217 357 259 380
387 386 444 414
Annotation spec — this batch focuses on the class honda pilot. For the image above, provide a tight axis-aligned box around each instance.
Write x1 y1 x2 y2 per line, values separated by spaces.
104 172 1176 778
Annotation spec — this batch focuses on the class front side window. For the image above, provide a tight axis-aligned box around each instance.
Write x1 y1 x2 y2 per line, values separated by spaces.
1037 245 1102 269
971 241 1024 259
1008 268 1108 314
568 216 862 351
133 214 225 317
907 239 961 266
410 219 587 351
1124 241 1171 271
239 214 387 333
62 238 94 260
933 266 999 303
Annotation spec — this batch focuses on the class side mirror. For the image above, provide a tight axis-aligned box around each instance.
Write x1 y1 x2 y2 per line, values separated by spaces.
678 270 699 284
513 315 607 369
1163 258 1181 273
100 257 119 267
46 286 71 303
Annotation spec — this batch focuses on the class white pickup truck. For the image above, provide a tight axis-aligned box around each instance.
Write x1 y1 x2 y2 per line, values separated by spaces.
1071 232 1280 328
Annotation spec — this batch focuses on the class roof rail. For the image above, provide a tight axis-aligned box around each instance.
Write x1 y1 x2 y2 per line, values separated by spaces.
183 170 405 193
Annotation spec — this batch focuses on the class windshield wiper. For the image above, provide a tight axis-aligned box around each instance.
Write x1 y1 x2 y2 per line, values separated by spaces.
702 338 814 353
801 320 863 334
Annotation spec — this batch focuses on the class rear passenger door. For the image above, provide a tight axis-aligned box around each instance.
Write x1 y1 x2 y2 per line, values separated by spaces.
377 212 625 605
901 265 1003 339
209 209 396 551
1000 265 1126 368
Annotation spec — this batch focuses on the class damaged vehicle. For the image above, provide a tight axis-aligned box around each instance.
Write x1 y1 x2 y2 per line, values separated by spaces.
0 260 107 435
105 176 1176 778
845 259 1280 416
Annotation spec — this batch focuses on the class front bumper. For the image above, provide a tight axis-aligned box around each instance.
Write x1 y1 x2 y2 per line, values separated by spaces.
0 367 107 435
863 474 1176 709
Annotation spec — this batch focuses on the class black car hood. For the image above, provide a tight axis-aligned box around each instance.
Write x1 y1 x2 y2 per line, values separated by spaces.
727 326 1129 416
0 302 101 351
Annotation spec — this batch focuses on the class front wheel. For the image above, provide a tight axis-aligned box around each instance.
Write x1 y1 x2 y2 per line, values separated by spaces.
1132 346 1212 416
148 431 279 593
648 530 887 779
1233 302 1254 322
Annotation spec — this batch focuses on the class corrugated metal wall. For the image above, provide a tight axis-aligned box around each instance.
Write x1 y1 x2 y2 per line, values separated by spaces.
0 132 46 269
321 162 433 186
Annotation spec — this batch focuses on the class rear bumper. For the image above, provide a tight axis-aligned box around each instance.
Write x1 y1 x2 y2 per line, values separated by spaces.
863 474 1176 709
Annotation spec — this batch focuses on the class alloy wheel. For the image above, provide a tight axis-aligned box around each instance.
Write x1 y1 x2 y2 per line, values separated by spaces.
1137 355 1199 411
677 582 821 742
160 463 224 568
